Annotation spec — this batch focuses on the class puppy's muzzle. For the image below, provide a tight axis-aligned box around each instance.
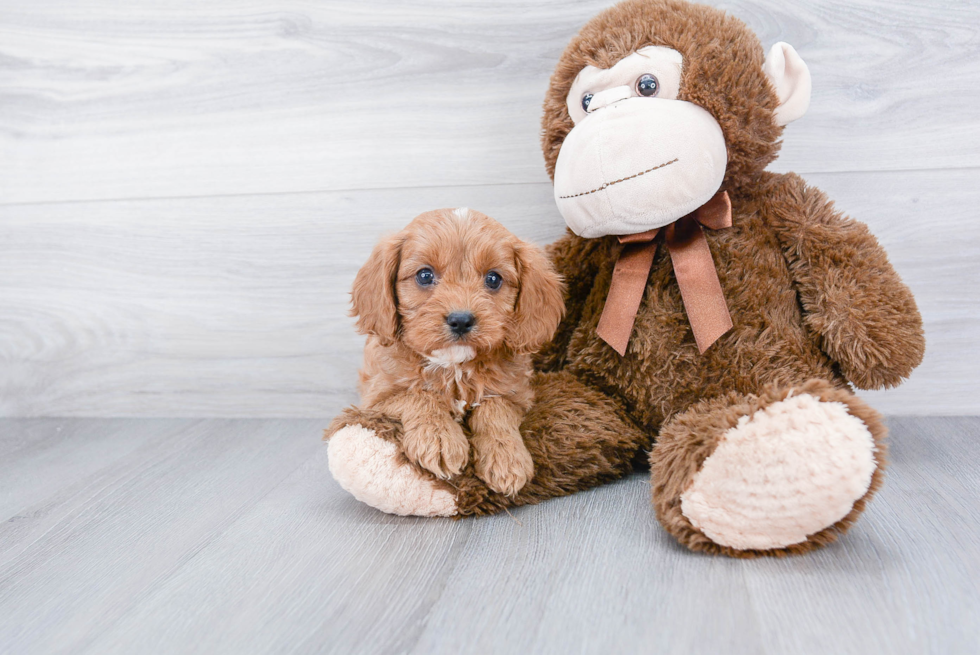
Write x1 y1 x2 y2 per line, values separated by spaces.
446 311 476 337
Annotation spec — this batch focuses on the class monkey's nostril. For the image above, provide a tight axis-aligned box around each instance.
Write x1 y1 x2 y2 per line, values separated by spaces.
446 311 476 336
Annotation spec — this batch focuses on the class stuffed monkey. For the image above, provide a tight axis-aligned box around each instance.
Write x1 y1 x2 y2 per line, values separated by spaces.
326 0 925 557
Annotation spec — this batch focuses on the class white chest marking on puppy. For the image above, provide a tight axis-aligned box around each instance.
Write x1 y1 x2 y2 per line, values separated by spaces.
425 345 476 386
426 345 475 367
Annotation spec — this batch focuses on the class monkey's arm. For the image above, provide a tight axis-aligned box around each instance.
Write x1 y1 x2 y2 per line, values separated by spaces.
533 230 606 372
766 173 925 390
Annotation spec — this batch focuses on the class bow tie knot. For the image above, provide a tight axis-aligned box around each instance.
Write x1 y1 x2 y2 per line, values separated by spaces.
596 190 734 356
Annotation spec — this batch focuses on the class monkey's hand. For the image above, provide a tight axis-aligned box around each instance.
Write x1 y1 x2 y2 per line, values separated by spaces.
767 173 925 389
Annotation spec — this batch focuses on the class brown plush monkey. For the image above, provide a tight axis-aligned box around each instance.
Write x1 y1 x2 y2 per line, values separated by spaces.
326 0 925 557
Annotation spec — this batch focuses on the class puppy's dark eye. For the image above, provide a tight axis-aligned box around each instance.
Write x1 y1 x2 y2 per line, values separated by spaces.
582 93 593 112
416 268 435 286
484 271 502 291
636 74 659 97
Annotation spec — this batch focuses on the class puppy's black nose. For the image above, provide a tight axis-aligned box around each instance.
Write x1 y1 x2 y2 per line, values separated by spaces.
446 311 476 336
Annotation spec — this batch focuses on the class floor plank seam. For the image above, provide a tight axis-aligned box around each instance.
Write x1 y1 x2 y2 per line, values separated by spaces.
55 427 321 652
0 421 203 571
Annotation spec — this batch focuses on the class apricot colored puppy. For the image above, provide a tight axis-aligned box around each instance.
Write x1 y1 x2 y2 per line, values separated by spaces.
349 208 564 496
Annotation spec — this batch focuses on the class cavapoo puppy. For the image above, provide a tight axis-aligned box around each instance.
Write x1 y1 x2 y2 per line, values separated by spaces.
349 208 564 496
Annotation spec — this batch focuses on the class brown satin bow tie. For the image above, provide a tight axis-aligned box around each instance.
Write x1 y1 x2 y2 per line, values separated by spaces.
596 190 734 356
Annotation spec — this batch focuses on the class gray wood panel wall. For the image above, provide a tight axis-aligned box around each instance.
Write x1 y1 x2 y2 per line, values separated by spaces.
1 0 978 417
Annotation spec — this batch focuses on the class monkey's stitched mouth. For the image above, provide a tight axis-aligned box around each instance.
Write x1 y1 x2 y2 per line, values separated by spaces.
558 158 679 200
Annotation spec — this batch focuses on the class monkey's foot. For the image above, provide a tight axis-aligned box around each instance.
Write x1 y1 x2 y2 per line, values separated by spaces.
653 380 886 556
327 424 458 517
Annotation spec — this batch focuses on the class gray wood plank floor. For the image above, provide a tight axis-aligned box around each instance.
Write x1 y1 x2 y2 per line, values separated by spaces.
1 416 978 654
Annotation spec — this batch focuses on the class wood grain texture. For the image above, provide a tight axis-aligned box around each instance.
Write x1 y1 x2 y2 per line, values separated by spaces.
0 417 977 654
1 170 976 416
1 0 978 417
1 0 979 205
0 418 191 521
0 419 319 653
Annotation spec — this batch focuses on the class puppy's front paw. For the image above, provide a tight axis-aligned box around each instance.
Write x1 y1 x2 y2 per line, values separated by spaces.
402 419 469 479
473 431 534 497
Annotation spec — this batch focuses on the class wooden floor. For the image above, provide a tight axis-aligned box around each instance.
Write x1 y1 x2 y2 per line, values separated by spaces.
1 416 977 654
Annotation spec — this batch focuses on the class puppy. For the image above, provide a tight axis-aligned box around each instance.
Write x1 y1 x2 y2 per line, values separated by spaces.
350 208 564 496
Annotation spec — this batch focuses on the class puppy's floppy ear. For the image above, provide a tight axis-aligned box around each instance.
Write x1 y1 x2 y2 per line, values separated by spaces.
508 241 566 354
351 233 403 345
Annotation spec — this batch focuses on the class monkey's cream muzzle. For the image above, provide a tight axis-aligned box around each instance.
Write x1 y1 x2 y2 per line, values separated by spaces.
553 96 727 239
550 42 813 356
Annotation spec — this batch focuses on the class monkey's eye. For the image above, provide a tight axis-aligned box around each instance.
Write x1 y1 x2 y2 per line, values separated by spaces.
636 74 660 97
416 268 435 286
484 271 502 291
581 93 594 112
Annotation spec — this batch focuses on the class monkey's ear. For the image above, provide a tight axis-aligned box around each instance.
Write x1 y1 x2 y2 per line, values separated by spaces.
350 234 402 345
508 242 566 354
764 42 811 126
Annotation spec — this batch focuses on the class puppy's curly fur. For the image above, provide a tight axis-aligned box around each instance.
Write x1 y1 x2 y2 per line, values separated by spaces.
349 208 565 496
